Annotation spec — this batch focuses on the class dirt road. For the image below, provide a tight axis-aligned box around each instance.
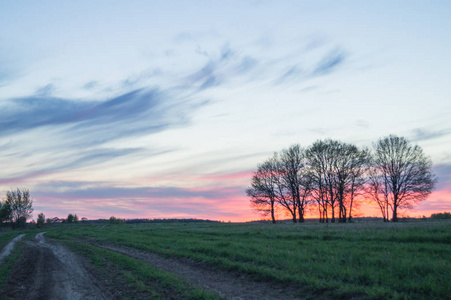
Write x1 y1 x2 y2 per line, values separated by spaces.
1 233 108 300
2 234 303 299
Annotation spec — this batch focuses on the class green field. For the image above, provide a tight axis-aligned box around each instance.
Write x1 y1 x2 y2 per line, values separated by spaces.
41 220 451 299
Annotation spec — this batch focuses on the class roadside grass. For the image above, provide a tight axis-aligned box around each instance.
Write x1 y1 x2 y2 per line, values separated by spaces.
46 220 451 299
0 228 45 246
0 231 24 250
61 240 221 300
0 241 23 287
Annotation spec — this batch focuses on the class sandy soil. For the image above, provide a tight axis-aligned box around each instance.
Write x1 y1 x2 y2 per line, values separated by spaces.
1 233 109 300
93 242 303 300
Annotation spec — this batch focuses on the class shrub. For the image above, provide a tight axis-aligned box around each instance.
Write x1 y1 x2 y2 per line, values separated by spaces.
37 213 45 228
17 216 27 228
67 213 79 223
109 216 124 224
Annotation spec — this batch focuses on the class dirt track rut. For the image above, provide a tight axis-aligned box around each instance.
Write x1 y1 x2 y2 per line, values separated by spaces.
93 242 301 300
1 232 108 300
2 234 304 299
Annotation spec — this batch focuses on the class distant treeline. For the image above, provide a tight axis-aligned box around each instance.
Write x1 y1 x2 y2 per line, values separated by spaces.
247 135 437 224
430 212 451 219
124 218 219 224
62 218 220 224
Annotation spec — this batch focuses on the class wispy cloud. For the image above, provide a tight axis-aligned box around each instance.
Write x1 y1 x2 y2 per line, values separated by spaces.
235 56 258 73
0 85 210 186
83 81 98 90
0 88 207 143
411 128 451 142
186 45 233 89
433 163 451 191
312 48 347 76
121 69 162 88
31 181 248 220
35 83 55 96
276 65 303 84
186 44 260 90
35 184 241 200
0 147 160 186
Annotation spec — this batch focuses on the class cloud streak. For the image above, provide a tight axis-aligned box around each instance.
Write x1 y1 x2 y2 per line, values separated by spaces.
312 48 346 76
0 87 209 147
411 128 451 142
31 181 249 220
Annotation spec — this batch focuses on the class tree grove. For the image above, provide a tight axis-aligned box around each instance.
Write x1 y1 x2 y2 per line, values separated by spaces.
247 136 437 223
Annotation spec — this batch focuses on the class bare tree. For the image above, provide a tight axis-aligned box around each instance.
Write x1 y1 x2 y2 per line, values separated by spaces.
271 152 300 223
332 143 370 222
306 140 369 223
247 156 279 223
298 172 313 222
247 147 312 223
367 167 390 222
279 145 311 222
306 140 341 222
371 135 437 222
5 188 33 227
346 147 370 222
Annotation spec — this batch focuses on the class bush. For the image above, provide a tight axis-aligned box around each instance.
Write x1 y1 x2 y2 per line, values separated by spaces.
37 213 45 228
109 216 124 224
67 213 79 223
16 216 27 229
67 214 74 223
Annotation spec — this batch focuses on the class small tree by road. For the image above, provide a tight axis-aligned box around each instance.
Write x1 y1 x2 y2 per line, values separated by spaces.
0 200 12 225
5 188 33 228
37 213 45 228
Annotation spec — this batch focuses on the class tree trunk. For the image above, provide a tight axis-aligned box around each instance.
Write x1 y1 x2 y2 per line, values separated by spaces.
331 205 335 223
348 193 354 222
270 201 276 224
392 205 398 222
298 204 304 223
340 206 346 223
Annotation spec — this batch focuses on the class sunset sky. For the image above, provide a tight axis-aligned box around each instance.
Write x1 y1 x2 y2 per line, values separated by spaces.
0 1 450 221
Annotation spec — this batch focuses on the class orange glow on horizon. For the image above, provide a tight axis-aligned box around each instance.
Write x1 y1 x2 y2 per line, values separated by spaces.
27 170 451 223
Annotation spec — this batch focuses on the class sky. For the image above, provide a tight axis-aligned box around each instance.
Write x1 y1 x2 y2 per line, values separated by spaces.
0 1 450 221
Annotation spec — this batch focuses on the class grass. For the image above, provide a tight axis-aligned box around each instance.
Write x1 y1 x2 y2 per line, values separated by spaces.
0 231 26 288
0 231 24 250
46 220 451 299
60 240 221 299
0 243 23 287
